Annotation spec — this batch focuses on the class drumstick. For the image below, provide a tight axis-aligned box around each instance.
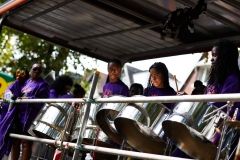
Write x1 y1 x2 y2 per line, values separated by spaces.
173 75 179 92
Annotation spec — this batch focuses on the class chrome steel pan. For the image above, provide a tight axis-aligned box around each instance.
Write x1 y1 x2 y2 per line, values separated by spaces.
114 96 169 154
32 103 72 140
96 95 127 145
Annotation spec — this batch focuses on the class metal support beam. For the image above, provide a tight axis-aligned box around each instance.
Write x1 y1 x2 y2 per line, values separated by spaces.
74 0 214 41
221 0 240 11
9 133 192 160
120 34 240 61
23 0 75 22
72 71 99 160
73 22 163 41
175 0 240 32
98 0 155 23
2 92 240 104
0 12 8 32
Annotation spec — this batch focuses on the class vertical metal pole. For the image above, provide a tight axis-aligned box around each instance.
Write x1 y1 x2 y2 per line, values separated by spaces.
117 140 126 160
72 71 100 160
215 101 233 160
0 12 8 32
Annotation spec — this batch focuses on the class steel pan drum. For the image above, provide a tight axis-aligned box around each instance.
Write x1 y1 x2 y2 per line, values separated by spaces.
96 95 127 145
162 102 230 160
28 104 48 136
32 103 73 140
70 103 118 160
114 97 169 154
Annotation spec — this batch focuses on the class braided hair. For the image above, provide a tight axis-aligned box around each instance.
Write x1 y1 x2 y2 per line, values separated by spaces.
144 62 170 96
207 39 239 86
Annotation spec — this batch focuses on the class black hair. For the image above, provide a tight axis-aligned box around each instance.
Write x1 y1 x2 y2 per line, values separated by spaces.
73 84 86 97
191 80 206 95
108 58 122 67
50 75 73 94
207 39 239 86
144 62 170 96
130 83 144 95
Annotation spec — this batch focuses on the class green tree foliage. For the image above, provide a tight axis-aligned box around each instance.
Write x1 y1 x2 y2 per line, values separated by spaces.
0 25 95 91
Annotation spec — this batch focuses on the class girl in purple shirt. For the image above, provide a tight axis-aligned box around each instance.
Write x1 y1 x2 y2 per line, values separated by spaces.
143 62 176 110
205 39 240 118
173 39 240 159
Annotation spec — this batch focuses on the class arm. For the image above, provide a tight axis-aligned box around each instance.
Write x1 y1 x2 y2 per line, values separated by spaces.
9 80 23 98
213 75 240 117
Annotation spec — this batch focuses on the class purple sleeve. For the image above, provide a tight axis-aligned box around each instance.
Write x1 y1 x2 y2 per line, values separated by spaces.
213 75 240 117
50 89 58 98
9 80 22 97
60 94 74 98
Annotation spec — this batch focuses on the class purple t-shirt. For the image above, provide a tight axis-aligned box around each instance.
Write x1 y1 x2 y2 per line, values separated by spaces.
205 72 240 118
143 86 176 110
19 78 50 124
50 89 74 98
102 79 129 97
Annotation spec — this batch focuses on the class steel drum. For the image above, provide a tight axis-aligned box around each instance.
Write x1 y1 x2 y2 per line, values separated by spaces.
114 95 170 154
96 95 127 146
70 103 118 160
28 104 48 136
162 102 230 160
32 103 73 140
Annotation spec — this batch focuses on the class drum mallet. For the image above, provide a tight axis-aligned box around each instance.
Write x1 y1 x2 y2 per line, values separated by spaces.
173 75 179 93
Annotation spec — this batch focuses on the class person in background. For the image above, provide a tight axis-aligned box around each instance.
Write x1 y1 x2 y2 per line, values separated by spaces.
143 62 176 110
205 39 240 117
72 84 86 111
191 80 206 95
50 75 73 98
173 39 240 159
0 61 50 160
102 58 129 97
128 83 144 160
0 67 30 122
129 83 144 97
73 84 86 98
206 39 240 160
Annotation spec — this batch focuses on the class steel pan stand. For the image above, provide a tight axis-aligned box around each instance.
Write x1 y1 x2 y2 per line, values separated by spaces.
225 125 240 160
164 138 174 156
117 140 127 160
221 108 238 160
215 101 234 160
